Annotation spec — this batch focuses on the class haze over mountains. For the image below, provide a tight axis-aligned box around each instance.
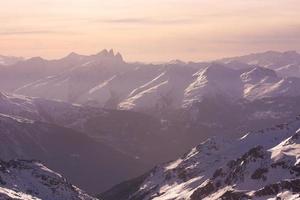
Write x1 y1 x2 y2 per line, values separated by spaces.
0 50 299 113
0 50 300 199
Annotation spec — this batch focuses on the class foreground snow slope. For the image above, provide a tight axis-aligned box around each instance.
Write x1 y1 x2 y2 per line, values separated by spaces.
0 159 97 200
101 116 300 200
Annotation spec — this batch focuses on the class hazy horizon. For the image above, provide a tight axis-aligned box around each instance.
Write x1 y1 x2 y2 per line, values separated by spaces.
1 49 300 64
1 0 300 62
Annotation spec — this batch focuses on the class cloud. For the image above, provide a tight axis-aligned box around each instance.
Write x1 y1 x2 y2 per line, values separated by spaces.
0 30 78 36
93 17 195 25
226 25 300 44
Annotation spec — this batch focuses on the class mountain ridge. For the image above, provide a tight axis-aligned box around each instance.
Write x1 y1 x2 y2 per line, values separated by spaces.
100 115 300 200
0 50 297 112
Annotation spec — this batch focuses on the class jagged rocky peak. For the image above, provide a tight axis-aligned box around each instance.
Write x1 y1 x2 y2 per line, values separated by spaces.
108 49 114 56
94 49 124 62
115 51 123 61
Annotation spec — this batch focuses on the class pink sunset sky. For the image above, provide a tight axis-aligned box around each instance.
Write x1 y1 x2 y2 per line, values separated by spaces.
0 0 299 62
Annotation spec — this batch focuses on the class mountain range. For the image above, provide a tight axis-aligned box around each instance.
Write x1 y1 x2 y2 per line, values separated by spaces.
0 50 299 113
101 116 300 200
0 92 150 193
1 50 300 199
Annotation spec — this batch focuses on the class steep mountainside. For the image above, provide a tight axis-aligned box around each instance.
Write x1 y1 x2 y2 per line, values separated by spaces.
0 159 97 200
0 112 147 194
101 116 300 200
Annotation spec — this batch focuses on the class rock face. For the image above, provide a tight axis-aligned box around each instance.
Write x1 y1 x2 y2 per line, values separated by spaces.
101 116 300 200
0 159 97 200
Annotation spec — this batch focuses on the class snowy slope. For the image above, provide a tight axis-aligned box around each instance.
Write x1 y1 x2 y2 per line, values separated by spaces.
119 64 197 111
0 91 106 126
78 64 163 108
183 63 243 107
101 116 300 200
0 159 97 200
244 77 300 100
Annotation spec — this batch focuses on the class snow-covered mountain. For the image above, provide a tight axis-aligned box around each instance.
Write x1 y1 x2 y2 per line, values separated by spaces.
0 55 23 66
101 116 300 200
13 49 134 103
119 64 197 111
221 50 300 78
0 159 97 200
0 50 296 112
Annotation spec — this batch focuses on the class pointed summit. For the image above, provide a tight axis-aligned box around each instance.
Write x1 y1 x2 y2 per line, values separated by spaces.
67 52 80 57
108 49 115 56
115 52 123 62
97 49 109 56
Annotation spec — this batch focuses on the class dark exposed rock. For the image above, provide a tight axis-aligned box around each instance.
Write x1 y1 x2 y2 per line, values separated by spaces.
213 168 225 179
190 181 215 200
251 168 268 181
98 173 149 200
219 190 251 200
0 176 6 185
224 146 265 185
291 163 300 176
176 167 189 181
254 179 300 197
271 161 289 169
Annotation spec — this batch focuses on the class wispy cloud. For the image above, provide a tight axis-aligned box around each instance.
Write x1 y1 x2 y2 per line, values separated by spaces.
93 17 195 25
0 30 78 36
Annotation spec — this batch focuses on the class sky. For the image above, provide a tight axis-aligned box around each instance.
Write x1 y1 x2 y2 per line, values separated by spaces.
0 0 300 62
